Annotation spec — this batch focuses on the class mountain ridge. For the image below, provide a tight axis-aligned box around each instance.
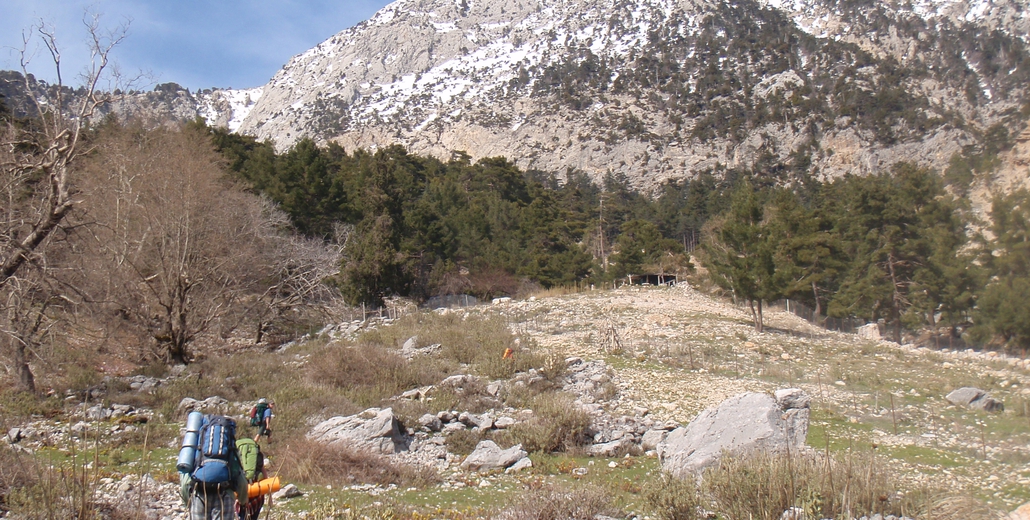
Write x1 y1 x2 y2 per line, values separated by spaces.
5 0 1030 191
234 0 1030 189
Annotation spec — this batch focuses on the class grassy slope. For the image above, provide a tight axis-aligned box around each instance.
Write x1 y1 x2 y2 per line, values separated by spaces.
2 284 1028 518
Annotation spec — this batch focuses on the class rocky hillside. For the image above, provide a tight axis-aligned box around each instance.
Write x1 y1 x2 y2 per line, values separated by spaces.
234 0 1030 189
6 0 1030 191
4 284 1028 518
0 71 261 133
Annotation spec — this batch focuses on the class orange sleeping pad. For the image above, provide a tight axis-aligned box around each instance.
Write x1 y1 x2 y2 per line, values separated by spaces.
247 476 281 498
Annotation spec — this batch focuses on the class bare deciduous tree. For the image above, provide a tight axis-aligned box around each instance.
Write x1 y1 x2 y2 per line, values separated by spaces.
80 123 342 364
80 124 249 363
242 205 343 344
0 16 125 391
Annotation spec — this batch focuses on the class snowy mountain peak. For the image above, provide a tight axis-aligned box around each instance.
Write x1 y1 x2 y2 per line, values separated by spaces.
231 0 1030 188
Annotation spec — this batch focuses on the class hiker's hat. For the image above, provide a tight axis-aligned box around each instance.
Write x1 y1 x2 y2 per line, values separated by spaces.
258 398 267 404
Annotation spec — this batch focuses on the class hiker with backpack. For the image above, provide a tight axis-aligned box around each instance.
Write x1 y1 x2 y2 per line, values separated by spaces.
235 437 269 520
249 398 274 442
178 414 248 520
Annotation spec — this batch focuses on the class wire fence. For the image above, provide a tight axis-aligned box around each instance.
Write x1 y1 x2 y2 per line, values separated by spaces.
769 299 866 334
769 299 977 350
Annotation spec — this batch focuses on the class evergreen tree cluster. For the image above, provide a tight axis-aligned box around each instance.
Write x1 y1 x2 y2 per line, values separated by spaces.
202 124 705 306
705 164 1030 352
203 122 1030 352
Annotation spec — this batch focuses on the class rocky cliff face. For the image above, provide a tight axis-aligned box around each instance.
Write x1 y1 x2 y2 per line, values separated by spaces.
233 0 1030 189
5 0 1028 191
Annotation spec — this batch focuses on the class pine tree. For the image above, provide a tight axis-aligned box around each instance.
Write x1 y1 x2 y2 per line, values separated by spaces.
971 189 1030 350
827 164 965 342
767 189 843 322
704 180 779 331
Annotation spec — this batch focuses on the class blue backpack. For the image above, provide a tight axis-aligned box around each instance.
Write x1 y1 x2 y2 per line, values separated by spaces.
191 415 237 484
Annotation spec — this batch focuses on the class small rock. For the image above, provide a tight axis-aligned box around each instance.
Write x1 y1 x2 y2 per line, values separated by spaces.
477 415 494 430
587 438 634 457
272 483 302 500
460 441 527 472
443 422 467 433
641 429 668 451
505 457 533 473
1009 502 1030 520
774 388 811 410
418 414 442 432
494 417 516 429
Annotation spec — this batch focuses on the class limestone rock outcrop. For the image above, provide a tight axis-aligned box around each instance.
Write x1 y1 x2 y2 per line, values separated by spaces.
307 407 412 454
658 389 811 477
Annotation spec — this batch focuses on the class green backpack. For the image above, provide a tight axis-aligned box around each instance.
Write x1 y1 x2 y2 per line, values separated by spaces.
235 438 263 482
250 402 268 427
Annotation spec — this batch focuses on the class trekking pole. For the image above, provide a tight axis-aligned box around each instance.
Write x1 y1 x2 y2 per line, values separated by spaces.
265 452 288 520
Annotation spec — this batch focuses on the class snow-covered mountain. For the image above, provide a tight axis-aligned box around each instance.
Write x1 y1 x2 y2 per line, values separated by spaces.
7 0 1028 190
227 0 1030 188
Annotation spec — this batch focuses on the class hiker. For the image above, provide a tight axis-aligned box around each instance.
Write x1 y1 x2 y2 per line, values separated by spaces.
179 415 248 520
250 398 274 442
236 437 269 520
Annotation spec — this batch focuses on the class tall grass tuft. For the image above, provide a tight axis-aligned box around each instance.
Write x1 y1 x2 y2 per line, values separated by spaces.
496 483 618 520
3 422 106 519
280 438 438 488
702 450 899 520
643 449 1000 520
308 344 449 407
643 472 704 520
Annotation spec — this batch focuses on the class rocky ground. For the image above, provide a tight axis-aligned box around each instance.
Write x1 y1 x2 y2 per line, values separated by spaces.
481 284 1030 507
5 283 1030 518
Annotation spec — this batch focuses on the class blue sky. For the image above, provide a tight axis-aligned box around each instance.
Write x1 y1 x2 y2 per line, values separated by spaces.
1 1 394 91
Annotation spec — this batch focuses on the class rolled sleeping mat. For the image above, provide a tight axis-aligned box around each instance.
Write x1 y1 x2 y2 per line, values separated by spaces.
182 431 199 449
185 411 204 433
175 445 196 473
247 476 281 499
177 411 205 473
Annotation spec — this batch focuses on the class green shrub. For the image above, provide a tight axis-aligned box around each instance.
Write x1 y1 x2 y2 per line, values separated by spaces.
508 393 591 453
445 428 483 456
0 390 63 423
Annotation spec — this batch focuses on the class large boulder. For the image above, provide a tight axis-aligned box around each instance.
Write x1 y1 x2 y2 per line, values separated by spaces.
856 323 881 341
946 387 1004 413
307 407 411 454
460 440 527 472
658 390 810 477
176 396 230 416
